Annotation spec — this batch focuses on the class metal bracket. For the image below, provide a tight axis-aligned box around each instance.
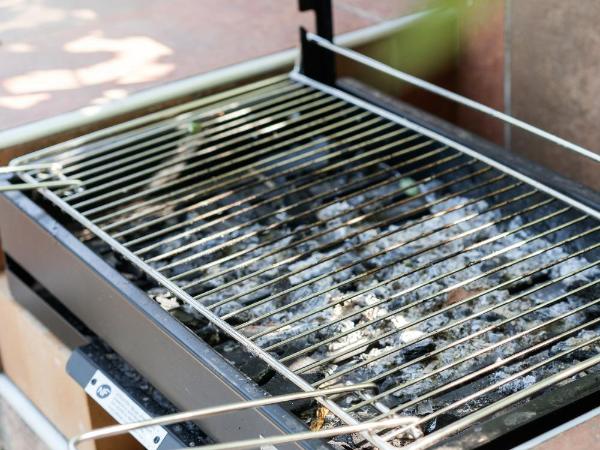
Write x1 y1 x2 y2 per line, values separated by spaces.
298 0 336 85
0 163 81 191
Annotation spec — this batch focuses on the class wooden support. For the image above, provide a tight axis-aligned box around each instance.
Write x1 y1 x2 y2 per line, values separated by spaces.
0 274 140 450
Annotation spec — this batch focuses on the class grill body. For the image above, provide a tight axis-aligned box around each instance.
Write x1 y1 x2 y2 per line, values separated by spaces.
0 187 322 450
1 73 599 449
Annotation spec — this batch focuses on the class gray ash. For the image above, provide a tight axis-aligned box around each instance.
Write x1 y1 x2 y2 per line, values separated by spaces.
108 154 599 447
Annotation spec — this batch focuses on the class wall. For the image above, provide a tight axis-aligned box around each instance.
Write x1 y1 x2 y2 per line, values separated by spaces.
510 0 600 189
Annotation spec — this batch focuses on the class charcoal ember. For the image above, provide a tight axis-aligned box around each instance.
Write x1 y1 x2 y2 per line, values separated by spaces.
287 252 336 284
402 339 436 361
316 201 354 222
329 441 354 450
370 195 427 224
567 279 600 302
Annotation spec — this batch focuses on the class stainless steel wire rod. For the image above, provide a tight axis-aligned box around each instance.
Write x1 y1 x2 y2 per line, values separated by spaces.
386 342 600 447
67 382 403 450
227 182 535 321
131 131 428 255
305 32 600 163
0 180 82 192
247 196 561 340
39 75 291 168
170 160 484 282
62 87 317 189
159 159 479 278
188 418 416 450
66 94 339 204
55 82 308 182
311 253 598 384
197 166 514 306
145 139 440 264
186 167 505 293
99 110 379 228
81 102 364 218
278 217 594 363
348 286 600 411
112 117 397 241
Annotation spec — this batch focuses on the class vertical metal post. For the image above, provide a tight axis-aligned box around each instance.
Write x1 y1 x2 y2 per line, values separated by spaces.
298 0 336 85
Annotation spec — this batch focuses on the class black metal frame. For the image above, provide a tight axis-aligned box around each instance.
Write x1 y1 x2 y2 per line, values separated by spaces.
0 179 329 450
298 0 335 85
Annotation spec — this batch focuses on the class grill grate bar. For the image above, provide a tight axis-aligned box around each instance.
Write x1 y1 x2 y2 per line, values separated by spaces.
101 110 380 229
82 101 365 219
349 280 599 412
32 75 291 171
59 86 315 190
400 353 600 449
152 143 460 271
324 227 598 383
67 94 340 206
12 74 600 448
187 171 514 294
229 181 532 324
146 140 444 266
278 218 595 364
199 165 514 308
172 159 483 283
248 196 563 342
124 135 427 250
131 129 427 256
112 117 392 241
381 333 600 446
311 248 598 384
55 82 308 181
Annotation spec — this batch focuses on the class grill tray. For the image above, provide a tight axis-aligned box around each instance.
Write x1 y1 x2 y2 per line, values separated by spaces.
10 73 600 449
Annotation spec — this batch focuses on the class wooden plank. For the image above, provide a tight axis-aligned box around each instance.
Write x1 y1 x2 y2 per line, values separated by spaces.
0 274 140 450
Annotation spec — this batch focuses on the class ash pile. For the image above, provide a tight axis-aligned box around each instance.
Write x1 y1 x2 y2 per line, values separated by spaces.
131 145 599 447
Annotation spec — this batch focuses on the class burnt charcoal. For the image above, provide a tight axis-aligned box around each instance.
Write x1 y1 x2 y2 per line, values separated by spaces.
480 311 505 322
329 441 354 450
403 340 436 361
425 413 459 434
567 279 600 302
506 271 550 295
262 373 324 413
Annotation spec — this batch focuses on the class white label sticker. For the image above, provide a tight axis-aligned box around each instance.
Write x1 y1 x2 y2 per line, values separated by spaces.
85 370 168 450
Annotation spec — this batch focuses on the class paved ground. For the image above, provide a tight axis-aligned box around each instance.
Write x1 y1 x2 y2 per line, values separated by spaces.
0 0 415 131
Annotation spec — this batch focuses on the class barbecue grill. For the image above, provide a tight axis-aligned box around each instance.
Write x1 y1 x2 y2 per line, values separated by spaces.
1 2 599 449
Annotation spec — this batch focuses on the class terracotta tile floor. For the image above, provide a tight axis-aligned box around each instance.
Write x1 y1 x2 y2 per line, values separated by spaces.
0 0 414 131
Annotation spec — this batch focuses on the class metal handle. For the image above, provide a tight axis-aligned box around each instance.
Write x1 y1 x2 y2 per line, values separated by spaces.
68 382 419 450
304 32 600 164
0 164 82 192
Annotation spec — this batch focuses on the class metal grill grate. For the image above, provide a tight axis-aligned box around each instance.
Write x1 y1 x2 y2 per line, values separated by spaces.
13 74 600 449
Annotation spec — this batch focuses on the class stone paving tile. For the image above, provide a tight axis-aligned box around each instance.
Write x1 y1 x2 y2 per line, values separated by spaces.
0 0 407 131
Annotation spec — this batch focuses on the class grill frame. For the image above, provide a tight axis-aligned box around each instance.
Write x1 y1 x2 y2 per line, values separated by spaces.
3 72 600 449
0 187 326 450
